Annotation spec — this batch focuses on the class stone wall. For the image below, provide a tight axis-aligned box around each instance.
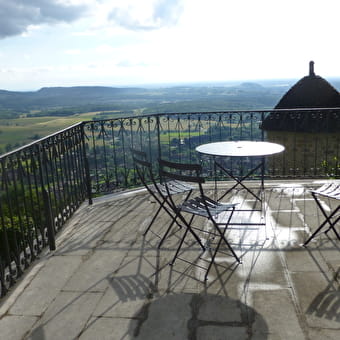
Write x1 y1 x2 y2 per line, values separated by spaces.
265 131 340 177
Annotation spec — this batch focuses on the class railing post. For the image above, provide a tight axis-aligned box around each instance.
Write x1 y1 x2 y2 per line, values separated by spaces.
42 188 56 251
156 115 162 161
155 115 162 180
81 123 93 205
261 111 265 141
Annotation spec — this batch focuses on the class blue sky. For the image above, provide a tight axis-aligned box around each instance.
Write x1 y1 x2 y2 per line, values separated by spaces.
0 0 339 91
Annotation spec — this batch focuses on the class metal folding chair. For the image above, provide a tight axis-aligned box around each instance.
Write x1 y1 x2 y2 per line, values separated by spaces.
131 149 193 247
159 158 240 280
304 182 340 246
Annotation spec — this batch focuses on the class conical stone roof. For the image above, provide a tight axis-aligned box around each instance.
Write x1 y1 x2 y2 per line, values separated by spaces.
262 61 340 132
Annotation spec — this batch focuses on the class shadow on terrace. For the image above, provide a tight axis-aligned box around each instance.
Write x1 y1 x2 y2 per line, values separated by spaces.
0 109 339 339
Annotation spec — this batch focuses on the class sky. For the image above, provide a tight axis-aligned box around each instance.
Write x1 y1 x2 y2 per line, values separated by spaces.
0 0 339 91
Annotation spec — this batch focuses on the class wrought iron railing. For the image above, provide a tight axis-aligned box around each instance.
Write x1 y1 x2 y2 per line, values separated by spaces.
0 108 339 298
84 109 340 194
0 123 90 297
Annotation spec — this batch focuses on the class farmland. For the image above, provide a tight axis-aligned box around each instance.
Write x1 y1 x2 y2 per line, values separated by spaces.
1 79 322 153
0 111 103 152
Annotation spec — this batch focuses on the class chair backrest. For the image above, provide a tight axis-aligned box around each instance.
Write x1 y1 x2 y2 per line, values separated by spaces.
130 148 156 190
131 148 173 200
158 158 207 208
158 158 204 185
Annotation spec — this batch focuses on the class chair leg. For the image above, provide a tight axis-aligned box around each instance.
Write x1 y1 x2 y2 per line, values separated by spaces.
170 228 189 265
215 214 242 264
304 202 340 246
144 198 183 240
176 214 206 251
204 233 224 281
143 203 164 236
158 218 177 249
170 214 206 265
204 210 241 280
323 214 340 240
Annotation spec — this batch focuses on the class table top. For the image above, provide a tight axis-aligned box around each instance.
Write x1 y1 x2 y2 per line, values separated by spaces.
196 141 285 157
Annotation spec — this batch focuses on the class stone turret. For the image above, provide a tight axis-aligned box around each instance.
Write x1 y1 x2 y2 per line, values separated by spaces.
262 61 340 133
262 62 340 176
309 61 315 77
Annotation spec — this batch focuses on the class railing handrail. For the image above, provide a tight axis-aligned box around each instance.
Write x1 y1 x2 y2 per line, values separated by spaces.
81 107 340 124
2 107 339 159
0 121 84 160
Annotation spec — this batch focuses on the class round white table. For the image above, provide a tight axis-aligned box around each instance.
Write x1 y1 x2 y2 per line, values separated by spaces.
196 141 285 158
196 140 285 210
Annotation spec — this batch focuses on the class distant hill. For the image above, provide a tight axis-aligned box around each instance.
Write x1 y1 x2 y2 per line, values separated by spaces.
3 79 339 114
0 86 152 111
35 86 145 97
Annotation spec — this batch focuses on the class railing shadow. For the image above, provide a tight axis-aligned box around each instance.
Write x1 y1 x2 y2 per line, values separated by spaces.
305 251 340 322
23 185 340 339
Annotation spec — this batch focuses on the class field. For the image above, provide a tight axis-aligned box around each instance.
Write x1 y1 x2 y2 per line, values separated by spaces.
0 81 297 153
0 111 104 152
0 110 253 154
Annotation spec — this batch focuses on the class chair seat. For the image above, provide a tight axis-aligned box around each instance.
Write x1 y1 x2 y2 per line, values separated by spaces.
304 181 340 245
311 182 340 200
180 196 237 218
150 180 193 197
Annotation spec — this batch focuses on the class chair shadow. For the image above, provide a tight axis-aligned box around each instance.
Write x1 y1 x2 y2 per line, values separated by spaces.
306 267 340 322
110 274 157 302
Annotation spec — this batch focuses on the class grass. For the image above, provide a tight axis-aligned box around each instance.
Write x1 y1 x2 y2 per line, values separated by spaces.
159 131 202 143
0 111 102 151
0 111 246 153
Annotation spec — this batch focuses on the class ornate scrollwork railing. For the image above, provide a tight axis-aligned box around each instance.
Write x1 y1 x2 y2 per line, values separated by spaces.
0 108 339 298
0 123 90 297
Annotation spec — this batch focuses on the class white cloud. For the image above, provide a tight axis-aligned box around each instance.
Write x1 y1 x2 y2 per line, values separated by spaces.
1 0 340 90
107 0 183 30
94 44 116 54
71 30 96 37
0 0 89 38
65 49 82 55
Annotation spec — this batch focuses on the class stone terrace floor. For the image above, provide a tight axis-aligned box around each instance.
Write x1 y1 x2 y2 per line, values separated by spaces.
0 180 339 340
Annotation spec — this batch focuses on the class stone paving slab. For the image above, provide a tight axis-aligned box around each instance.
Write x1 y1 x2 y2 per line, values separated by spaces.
197 325 247 340
55 221 115 256
252 289 305 339
0 183 339 339
134 293 192 340
92 254 160 318
308 328 340 340
197 293 242 322
62 250 126 292
26 291 102 340
93 285 148 319
79 317 139 340
268 211 305 231
237 248 285 275
291 272 340 330
0 315 38 340
9 255 83 316
284 247 329 272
